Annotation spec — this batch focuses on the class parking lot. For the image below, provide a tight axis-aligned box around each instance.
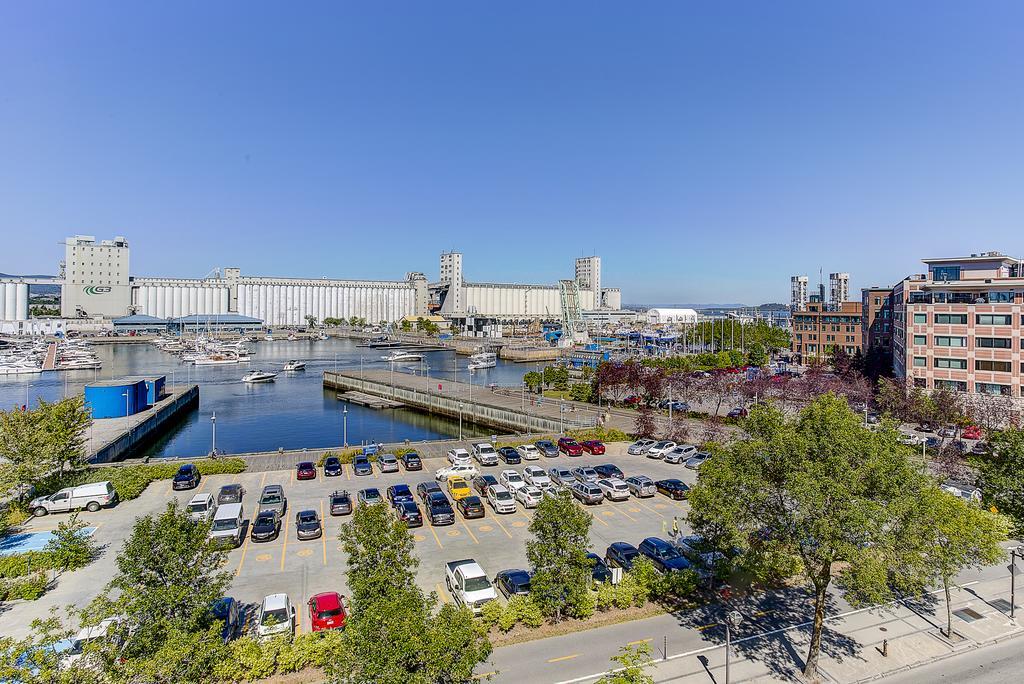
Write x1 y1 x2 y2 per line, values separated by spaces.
3 441 702 637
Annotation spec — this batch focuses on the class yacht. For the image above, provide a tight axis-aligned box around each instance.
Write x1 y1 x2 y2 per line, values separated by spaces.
283 360 306 372
467 352 497 370
242 369 278 383
0 361 42 375
380 351 423 362
55 358 101 370
194 353 239 366
264 334 274 342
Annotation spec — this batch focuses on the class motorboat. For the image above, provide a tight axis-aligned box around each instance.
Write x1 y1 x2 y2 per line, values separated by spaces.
287 333 297 341
380 351 423 362
467 352 497 370
55 357 102 370
242 370 278 383
194 353 239 366
283 360 306 372
264 334 274 342
0 361 42 375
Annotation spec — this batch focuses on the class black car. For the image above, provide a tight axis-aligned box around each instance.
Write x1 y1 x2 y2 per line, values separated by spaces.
605 541 640 570
393 500 423 528
172 464 201 490
328 490 352 516
638 537 692 573
655 479 690 500
472 475 498 496
353 455 373 476
498 447 521 465
401 452 422 471
387 484 414 505
416 481 443 503
535 440 559 458
587 553 611 583
456 495 485 519
425 491 455 526
494 569 532 598
594 464 624 480
295 509 323 540
323 456 343 477
217 484 244 505
250 510 281 542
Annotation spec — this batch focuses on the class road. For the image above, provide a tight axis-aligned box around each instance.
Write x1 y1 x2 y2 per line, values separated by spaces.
880 636 1024 683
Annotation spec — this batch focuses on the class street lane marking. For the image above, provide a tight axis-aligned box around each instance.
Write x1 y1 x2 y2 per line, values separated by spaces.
436 583 449 603
589 507 610 527
632 499 669 518
473 672 497 680
279 516 289 571
460 518 479 544
627 638 652 646
614 506 638 522
429 524 445 549
490 515 513 538
320 500 327 565
548 654 580 663
235 530 252 577
345 466 351 481
259 471 268 490
698 622 721 631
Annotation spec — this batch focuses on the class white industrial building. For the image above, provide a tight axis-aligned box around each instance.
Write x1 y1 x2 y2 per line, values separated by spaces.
0 279 30 321
647 308 699 325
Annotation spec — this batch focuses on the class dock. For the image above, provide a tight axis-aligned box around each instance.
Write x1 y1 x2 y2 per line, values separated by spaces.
41 342 57 370
336 391 405 409
325 369 603 435
85 385 200 462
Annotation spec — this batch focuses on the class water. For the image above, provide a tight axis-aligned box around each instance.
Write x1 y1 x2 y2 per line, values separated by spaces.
0 338 544 458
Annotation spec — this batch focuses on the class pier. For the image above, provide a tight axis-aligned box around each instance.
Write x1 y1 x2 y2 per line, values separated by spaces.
85 384 199 462
324 369 602 435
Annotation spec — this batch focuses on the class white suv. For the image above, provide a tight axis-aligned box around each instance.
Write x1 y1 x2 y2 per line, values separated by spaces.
664 444 698 464
516 444 541 460
447 448 472 466
487 484 517 513
522 465 551 487
499 469 526 494
472 443 499 466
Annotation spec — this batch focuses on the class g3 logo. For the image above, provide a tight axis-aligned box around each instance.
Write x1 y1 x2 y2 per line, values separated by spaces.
83 285 112 295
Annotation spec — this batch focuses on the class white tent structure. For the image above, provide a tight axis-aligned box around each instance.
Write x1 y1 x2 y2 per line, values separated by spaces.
647 308 699 325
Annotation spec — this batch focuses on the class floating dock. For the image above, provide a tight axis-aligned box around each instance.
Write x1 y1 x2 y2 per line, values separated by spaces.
336 391 405 409
85 384 199 462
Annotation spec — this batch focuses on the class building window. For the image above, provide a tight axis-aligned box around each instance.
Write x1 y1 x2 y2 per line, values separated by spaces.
988 291 1013 303
932 266 961 281
935 336 966 347
913 313 927 324
976 314 1012 325
935 379 967 392
934 313 967 325
935 358 967 370
975 360 1012 373
913 357 927 367
913 335 927 346
975 382 1011 396
976 337 1011 349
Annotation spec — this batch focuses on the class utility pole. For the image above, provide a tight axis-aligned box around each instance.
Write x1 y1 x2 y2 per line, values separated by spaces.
210 411 217 456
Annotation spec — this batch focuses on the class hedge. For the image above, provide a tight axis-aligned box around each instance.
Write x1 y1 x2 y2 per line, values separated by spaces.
74 458 248 501
0 571 48 601
212 631 345 682
0 551 59 579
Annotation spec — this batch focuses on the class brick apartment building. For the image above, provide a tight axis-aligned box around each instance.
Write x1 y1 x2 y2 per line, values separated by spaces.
892 252 1023 400
791 301 863 364
862 287 893 351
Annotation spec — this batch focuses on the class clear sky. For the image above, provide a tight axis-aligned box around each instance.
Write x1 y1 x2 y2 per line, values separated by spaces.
1 1 1021 304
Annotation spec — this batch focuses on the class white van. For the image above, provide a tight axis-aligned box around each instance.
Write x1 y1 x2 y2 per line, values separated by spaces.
209 503 244 548
30 481 118 517
186 493 216 523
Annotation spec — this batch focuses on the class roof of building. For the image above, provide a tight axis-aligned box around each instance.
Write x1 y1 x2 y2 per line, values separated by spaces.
647 308 699 317
85 378 146 388
169 313 263 324
922 252 1019 264
112 314 168 325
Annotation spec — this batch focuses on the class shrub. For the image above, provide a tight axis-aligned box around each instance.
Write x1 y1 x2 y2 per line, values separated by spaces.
594 581 617 612
317 449 361 466
629 557 659 604
74 458 247 501
517 595 544 628
568 427 630 443
0 552 53 579
653 569 700 600
479 599 504 629
497 601 519 632
0 571 48 601
43 512 97 572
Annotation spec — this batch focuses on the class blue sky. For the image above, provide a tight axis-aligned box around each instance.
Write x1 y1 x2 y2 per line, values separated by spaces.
1 1 1021 304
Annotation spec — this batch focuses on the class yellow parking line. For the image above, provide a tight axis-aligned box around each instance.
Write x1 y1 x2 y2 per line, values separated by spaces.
295 606 302 635
473 672 497 680
698 622 721 631
279 516 289 571
437 583 449 603
490 514 513 538
615 505 638 522
460 517 479 544
429 524 445 549
290 469 295 483
345 466 351 481
627 638 652 646
235 529 251 577
547 653 580 663
320 500 327 565
633 499 669 518
259 471 267 490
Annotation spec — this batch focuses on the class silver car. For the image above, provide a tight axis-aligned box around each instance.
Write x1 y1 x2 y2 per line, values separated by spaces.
596 478 630 501
571 466 599 484
627 439 657 455
515 485 543 508
377 453 400 473
548 467 575 488
625 475 656 498
684 452 712 469
664 444 698 465
571 482 604 505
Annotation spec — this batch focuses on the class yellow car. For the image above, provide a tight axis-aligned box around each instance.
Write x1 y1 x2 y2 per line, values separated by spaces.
447 476 472 501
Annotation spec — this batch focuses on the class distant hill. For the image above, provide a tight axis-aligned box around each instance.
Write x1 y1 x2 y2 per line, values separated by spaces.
0 273 61 295
626 303 749 310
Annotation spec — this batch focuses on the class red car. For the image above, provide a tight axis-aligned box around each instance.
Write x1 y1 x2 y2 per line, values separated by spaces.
962 425 982 440
296 461 317 480
580 440 606 455
308 591 348 631
557 437 584 456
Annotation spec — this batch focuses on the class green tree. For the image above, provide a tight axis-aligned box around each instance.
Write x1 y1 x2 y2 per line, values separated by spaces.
43 512 98 573
976 428 1024 536
400 319 413 332
527 493 593 621
305 314 318 330
596 642 654 684
523 371 543 391
569 383 592 403
746 342 768 367
0 615 103 684
687 395 931 680
0 396 91 491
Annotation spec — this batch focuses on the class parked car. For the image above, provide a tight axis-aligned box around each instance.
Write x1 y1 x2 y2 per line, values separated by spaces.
899 433 922 446
328 490 352 516
445 559 496 614
212 597 242 643
377 453 400 473
558 438 584 456
401 451 423 471
425 491 456 525
605 541 640 570
386 484 414 505
307 592 347 632
664 444 698 464
498 447 521 464
487 484 517 513
457 495 486 519
940 481 982 503
472 443 499 466
209 503 244 548
494 569 532 598
516 444 541 460
358 488 383 506
472 474 499 496
447 476 474 501
516 485 543 508
187 493 216 523
217 484 245 505
541 483 564 501
522 465 552 487
323 455 343 477
593 463 624 480
256 594 296 639
638 537 693 573
972 441 990 455
597 478 631 501
580 440 606 455
571 466 599 484
655 479 690 500
627 438 657 455
676 534 728 576
645 441 677 459
499 469 526 493
534 440 559 458
938 426 958 438
353 455 373 476
625 475 656 498
296 461 317 480
726 407 748 419
918 422 935 433
587 553 611 583
393 500 423 527
684 452 712 469
447 448 472 466
172 464 201 490
416 481 443 503
250 510 282 542
548 467 575 487
667 401 690 412
295 510 322 540
925 436 941 449
258 484 287 516
571 482 605 505
435 463 478 482
29 480 118 517
962 425 982 440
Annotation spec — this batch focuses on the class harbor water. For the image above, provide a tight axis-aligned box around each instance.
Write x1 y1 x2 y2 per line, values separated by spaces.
0 338 547 458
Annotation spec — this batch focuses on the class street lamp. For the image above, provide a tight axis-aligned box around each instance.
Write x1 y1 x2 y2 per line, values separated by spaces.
343 403 349 447
210 411 218 457
1010 546 1023 621
459 402 464 441
122 390 131 435
724 610 743 684
559 400 566 434
469 367 474 404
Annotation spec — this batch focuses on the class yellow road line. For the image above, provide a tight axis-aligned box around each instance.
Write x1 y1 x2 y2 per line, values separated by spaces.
235 529 251 577
698 622 721 631
279 515 289 571
490 514 513 538
345 466 351 481
290 468 295 483
614 505 638 522
259 471 268 490
627 638 652 646
460 517 480 544
473 672 497 680
588 505 610 526
547 653 580 663
633 499 668 518
320 500 327 565
429 524 445 549
436 583 449 603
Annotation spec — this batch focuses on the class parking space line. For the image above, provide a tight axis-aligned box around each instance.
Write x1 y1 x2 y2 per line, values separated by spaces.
290 469 295 483
633 499 669 518
614 505 638 522
345 466 351 481
490 514 513 538
459 518 479 544
259 471 268 491
429 524 445 549
235 528 251 577
583 504 610 526
436 583 449 603
279 516 289 571
320 500 327 565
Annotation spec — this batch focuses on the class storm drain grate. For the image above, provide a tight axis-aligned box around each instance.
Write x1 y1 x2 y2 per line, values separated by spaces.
989 599 1014 614
953 607 984 622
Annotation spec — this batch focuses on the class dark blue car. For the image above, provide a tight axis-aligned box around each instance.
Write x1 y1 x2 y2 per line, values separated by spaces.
387 484 414 505
172 464 200 490
495 569 532 598
212 597 242 643
638 537 692 573
323 456 342 477
353 455 373 476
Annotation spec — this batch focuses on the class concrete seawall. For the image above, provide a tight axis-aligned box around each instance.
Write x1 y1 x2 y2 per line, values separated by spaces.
87 385 199 463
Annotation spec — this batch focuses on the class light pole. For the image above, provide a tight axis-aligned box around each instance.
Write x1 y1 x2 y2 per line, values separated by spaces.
122 390 131 436
724 610 742 684
343 403 348 447
210 411 217 456
469 367 474 404
458 402 464 441
390 359 395 398
1011 546 1023 621
559 400 565 434
360 356 364 380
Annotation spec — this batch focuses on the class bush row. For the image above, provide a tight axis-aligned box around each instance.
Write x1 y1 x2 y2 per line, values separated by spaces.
480 594 545 632
0 571 48 601
0 551 60 579
73 458 248 501
211 631 344 682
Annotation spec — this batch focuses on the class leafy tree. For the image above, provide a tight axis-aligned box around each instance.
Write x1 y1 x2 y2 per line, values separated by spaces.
596 642 654 684
570 383 592 403
976 428 1024 536
633 406 657 438
687 395 932 680
305 314 318 330
875 377 908 420
527 494 592 621
746 342 768 367
43 512 98 573
0 615 103 684
0 396 91 492
830 347 855 377
400 319 413 332
322 317 344 327
523 371 543 391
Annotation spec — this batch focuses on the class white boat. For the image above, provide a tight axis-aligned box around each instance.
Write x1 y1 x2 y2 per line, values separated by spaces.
0 363 42 375
242 370 278 383
55 358 102 370
467 352 496 370
287 333 297 341
380 351 423 362
283 360 306 371
264 334 274 342
194 353 239 366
